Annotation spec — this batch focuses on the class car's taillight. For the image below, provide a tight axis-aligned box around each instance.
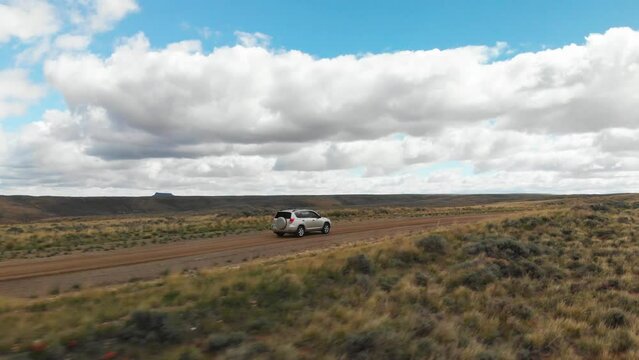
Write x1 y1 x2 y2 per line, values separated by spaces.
289 217 295 223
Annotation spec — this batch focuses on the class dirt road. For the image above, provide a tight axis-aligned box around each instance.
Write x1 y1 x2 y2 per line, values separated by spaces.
0 214 503 297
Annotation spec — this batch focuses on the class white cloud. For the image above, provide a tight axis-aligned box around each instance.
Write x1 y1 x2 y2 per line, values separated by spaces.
54 34 90 50
0 69 46 119
86 0 139 32
0 0 59 43
9 0 139 64
15 37 52 65
3 27 639 195
234 31 271 48
595 128 639 154
41 28 639 158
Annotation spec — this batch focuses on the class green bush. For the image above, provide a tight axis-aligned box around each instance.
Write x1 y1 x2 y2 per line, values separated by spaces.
465 237 541 260
343 254 373 275
502 216 549 230
412 315 436 337
611 330 635 353
495 258 548 279
450 265 499 291
205 332 246 352
252 276 302 309
343 331 377 357
415 234 448 255
414 272 428 287
590 203 611 212
355 274 374 294
386 250 420 268
378 275 399 292
118 310 185 344
178 347 202 360
476 350 498 360
247 317 274 333
603 309 629 329
508 303 534 320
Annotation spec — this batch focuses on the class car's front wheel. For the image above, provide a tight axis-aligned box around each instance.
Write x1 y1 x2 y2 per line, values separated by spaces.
322 223 331 234
296 226 305 237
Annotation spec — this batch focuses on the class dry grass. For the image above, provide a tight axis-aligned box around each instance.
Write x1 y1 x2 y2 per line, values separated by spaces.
0 201 536 260
0 195 638 359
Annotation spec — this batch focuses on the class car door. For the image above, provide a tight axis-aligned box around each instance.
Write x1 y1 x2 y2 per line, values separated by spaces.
298 211 312 229
308 211 322 230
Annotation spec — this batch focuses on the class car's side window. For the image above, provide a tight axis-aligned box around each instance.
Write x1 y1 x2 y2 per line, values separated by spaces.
310 211 320 218
295 211 304 218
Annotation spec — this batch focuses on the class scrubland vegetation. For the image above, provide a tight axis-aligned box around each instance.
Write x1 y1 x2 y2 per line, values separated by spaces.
1 196 638 359
0 202 528 260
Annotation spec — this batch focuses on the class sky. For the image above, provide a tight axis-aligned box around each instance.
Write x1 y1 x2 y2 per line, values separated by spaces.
1 0 639 196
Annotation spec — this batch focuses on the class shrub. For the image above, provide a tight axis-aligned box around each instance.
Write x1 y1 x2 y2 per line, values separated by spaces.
450 265 499 291
7 226 24 234
503 216 549 230
178 347 202 360
343 254 373 275
590 203 610 212
414 272 428 287
387 250 420 268
415 234 448 255
224 342 270 358
602 309 629 328
29 343 65 360
354 274 374 295
205 332 246 352
416 338 436 356
594 228 617 239
476 350 498 360
343 331 377 357
568 262 603 277
465 237 541 260
413 315 436 336
378 275 399 292
162 290 180 304
519 331 563 359
508 303 534 320
247 317 274 333
611 330 635 353
575 338 603 357
617 216 631 224
118 310 184 344
495 258 547 279
253 275 302 309
597 279 622 291
607 201 632 210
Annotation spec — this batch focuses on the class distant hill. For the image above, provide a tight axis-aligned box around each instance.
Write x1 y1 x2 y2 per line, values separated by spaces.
0 194 564 223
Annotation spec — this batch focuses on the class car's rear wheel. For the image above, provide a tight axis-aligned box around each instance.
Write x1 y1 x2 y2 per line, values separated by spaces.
322 223 331 234
296 226 305 237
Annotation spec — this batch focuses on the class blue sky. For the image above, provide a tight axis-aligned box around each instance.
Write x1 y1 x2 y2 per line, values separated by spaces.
121 0 639 56
1 0 639 195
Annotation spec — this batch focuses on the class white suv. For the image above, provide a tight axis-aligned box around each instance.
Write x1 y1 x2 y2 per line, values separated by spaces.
272 209 331 237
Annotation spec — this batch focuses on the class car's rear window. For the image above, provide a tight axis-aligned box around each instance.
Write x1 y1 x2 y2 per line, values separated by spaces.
274 211 292 219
